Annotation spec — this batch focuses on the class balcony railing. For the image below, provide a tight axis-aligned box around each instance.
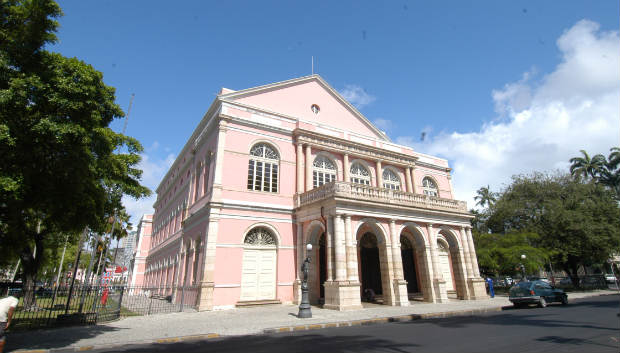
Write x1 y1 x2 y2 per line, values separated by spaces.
296 181 468 213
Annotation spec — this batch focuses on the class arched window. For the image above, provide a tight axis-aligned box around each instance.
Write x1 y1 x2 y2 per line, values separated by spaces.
350 162 371 185
382 168 401 190
244 227 277 246
247 143 279 192
313 155 337 188
422 177 438 197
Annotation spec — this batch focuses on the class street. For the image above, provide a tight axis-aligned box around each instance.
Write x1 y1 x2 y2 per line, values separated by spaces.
71 295 619 353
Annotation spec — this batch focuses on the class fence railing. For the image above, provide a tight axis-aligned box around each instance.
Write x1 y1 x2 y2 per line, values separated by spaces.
3 283 199 331
487 274 612 292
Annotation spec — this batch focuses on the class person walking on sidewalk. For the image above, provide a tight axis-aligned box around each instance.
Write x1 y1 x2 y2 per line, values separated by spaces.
0 289 19 353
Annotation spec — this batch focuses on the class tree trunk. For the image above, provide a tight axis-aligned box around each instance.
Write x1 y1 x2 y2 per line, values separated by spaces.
20 234 44 310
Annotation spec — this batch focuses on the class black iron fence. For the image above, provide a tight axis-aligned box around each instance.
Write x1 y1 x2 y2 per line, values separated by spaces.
3 283 200 331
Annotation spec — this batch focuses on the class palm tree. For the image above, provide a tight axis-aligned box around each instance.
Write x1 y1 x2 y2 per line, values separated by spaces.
474 185 496 208
600 147 620 197
569 150 605 181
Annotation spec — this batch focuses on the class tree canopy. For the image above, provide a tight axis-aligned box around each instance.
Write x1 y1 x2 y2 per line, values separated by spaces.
473 171 619 284
0 0 150 305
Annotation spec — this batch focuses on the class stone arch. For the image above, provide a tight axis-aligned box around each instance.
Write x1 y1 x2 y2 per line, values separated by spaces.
355 219 392 305
399 222 433 302
437 227 468 300
305 219 327 305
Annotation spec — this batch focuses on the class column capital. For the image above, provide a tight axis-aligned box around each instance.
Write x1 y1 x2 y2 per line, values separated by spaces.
426 223 434 229
389 219 397 225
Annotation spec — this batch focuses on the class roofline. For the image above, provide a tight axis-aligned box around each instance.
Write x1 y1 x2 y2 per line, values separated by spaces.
219 74 391 142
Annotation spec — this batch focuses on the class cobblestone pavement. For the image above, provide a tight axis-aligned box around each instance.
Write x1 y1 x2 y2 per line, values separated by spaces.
8 289 617 352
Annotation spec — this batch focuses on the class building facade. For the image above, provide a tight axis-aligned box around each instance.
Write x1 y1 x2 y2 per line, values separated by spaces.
138 75 487 311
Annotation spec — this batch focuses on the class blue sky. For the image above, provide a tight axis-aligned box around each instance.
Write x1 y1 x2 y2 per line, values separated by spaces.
52 1 620 226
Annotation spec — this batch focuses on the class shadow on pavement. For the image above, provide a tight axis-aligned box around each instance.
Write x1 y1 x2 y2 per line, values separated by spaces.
6 324 125 352
94 333 419 353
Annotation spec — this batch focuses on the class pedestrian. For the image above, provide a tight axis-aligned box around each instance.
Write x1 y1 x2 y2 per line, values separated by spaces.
486 277 495 298
0 288 19 353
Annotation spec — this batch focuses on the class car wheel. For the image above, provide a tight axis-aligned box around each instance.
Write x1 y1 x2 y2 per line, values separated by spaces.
538 297 547 308
561 295 568 305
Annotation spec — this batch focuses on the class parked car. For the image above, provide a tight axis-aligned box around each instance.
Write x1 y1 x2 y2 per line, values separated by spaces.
509 280 568 308
604 274 616 283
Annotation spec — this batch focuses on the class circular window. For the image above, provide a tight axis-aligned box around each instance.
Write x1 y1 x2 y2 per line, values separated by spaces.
310 104 320 115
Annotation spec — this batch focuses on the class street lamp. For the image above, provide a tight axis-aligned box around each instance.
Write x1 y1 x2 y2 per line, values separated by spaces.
520 254 527 281
298 243 313 318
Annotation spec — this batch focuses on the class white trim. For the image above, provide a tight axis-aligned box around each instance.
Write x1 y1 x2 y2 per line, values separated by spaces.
222 199 294 211
277 282 294 286
219 213 294 224
214 284 241 288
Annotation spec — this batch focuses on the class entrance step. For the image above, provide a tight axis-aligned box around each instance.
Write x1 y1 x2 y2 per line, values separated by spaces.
235 299 282 307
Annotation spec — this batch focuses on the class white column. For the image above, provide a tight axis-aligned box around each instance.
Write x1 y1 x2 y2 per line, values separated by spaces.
460 227 474 278
334 215 347 281
389 220 403 280
344 215 358 281
326 216 333 281
466 227 481 277
343 154 350 182
426 224 441 280
305 145 312 192
296 143 304 193
376 160 383 188
405 167 413 193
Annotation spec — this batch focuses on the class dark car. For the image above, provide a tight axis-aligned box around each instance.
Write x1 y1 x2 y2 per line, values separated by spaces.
509 280 568 308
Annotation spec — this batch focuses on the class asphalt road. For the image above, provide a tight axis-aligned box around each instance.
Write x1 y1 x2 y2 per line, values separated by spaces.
80 295 620 353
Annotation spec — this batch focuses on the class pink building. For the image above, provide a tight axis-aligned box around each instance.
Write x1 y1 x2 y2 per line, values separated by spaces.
128 214 152 288
140 75 487 311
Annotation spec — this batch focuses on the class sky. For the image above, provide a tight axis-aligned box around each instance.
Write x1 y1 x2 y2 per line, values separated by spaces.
51 1 620 227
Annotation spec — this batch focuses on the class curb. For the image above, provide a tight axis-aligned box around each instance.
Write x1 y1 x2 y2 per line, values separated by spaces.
13 333 220 353
263 306 505 334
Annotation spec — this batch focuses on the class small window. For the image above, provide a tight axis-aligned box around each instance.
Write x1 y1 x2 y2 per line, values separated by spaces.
422 177 438 197
382 168 401 190
313 155 337 188
311 104 320 115
350 162 371 185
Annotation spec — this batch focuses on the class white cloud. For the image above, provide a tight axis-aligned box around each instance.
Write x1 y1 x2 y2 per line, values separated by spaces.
339 84 376 109
122 146 175 227
398 20 620 209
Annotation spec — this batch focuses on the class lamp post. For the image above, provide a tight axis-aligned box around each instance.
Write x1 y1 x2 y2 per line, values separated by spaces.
520 254 527 281
298 243 313 318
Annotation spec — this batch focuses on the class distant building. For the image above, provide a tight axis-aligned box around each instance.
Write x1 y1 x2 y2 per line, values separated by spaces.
120 231 137 267
128 215 152 287
137 75 487 311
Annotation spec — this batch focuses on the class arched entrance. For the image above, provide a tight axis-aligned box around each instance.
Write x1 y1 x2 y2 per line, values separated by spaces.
400 236 419 293
318 232 327 301
437 239 455 292
437 229 468 299
240 227 277 301
359 232 383 299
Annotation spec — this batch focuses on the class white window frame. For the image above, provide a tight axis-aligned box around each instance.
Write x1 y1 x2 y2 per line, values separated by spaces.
350 162 371 185
422 177 438 197
247 143 279 193
313 155 337 188
382 167 401 190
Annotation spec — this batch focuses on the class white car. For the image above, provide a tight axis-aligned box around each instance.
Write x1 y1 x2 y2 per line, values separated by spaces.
605 274 616 283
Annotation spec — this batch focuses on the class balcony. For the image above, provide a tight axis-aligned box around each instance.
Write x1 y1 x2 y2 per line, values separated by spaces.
296 181 468 213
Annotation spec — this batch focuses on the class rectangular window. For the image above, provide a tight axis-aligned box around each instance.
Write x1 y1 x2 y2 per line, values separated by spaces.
255 161 263 190
264 163 271 191
247 160 255 190
272 164 278 192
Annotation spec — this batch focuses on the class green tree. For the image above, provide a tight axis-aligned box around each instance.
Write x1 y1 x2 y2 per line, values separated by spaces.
474 185 496 208
473 231 549 277
569 149 605 181
0 0 150 308
486 172 620 287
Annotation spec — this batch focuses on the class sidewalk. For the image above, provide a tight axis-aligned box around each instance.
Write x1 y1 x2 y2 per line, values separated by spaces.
8 290 617 352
